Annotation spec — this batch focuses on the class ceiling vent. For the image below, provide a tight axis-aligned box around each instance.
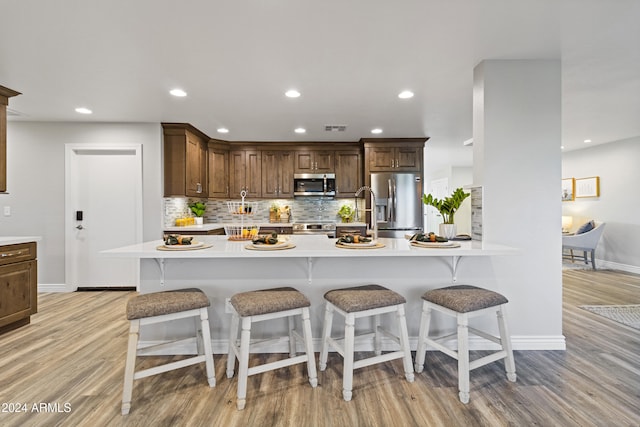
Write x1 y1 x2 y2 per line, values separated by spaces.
324 125 347 132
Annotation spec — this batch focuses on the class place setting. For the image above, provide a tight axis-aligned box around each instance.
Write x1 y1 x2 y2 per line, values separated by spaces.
406 232 461 249
244 233 296 251
335 234 385 249
156 235 213 251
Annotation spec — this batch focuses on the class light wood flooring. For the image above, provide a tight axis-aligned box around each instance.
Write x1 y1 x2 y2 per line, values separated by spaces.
1 270 639 426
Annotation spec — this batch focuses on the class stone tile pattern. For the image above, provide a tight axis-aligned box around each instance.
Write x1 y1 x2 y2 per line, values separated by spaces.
163 197 365 227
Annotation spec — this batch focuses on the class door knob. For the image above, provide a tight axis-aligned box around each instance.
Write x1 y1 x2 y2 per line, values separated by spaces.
76 225 84 230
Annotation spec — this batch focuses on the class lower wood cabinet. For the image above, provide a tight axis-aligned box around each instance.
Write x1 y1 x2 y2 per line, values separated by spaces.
0 242 37 334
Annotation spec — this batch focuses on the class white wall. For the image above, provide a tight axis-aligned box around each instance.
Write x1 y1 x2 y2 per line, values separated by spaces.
1 122 163 286
472 60 563 345
562 137 640 273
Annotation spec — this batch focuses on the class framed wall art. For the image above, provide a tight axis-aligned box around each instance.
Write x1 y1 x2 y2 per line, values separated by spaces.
561 178 575 201
575 176 600 198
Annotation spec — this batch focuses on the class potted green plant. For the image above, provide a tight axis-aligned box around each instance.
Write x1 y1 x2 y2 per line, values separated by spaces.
338 204 354 223
422 187 470 238
188 201 206 225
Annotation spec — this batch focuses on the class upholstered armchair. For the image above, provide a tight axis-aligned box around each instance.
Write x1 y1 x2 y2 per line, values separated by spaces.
562 221 606 269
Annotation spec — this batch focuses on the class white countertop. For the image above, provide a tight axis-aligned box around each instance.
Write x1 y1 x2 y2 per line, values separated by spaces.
0 236 42 245
103 235 518 259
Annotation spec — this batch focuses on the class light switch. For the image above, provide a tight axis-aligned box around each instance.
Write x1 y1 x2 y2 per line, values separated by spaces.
3 206 10 216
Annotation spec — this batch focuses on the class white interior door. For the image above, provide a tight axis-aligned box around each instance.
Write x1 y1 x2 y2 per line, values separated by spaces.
425 177 449 233
65 145 142 289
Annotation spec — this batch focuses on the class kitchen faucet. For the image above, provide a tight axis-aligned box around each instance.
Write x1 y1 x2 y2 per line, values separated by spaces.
355 186 377 240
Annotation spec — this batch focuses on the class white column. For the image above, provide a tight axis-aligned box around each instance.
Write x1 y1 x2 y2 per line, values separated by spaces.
472 60 564 346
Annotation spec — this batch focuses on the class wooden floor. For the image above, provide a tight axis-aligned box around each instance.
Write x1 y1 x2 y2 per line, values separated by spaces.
1 270 639 427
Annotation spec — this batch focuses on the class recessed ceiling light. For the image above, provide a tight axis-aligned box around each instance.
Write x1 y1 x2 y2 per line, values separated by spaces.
217 128 229 134
398 90 414 99
170 89 187 97
583 139 592 143
285 89 301 98
371 128 383 134
294 127 306 134
75 107 92 114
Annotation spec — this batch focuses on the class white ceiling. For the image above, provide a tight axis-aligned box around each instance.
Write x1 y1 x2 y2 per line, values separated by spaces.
2 1 639 170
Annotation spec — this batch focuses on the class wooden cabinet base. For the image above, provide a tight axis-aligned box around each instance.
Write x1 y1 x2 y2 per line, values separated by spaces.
0 242 37 335
0 317 30 335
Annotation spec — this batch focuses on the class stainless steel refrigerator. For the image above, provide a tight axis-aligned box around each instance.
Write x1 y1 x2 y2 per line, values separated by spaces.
370 172 423 238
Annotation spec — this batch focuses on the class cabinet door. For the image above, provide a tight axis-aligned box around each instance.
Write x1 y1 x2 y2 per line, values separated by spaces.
278 151 295 197
261 151 279 198
314 151 334 172
262 151 294 198
294 151 314 173
185 132 206 197
335 150 363 197
0 260 37 328
229 150 246 196
294 150 334 173
368 146 395 172
245 150 262 198
208 148 229 198
395 146 421 171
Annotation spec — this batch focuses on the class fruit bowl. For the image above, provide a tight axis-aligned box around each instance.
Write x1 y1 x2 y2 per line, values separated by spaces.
225 225 259 241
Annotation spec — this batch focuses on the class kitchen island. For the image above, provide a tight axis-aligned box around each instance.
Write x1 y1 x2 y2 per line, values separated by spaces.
103 235 518 354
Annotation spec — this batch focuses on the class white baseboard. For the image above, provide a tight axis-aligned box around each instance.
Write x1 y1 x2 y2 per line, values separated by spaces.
137 334 566 356
598 259 640 275
38 283 76 293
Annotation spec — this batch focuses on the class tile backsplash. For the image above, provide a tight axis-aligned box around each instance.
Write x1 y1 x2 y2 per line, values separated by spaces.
164 197 366 227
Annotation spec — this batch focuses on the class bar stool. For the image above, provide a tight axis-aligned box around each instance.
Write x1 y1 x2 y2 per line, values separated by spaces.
226 287 318 410
414 285 517 403
121 288 216 415
319 284 414 401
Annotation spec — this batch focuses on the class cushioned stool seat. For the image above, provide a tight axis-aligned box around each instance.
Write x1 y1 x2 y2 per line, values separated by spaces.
226 287 317 410
415 285 516 403
319 285 414 401
122 288 215 415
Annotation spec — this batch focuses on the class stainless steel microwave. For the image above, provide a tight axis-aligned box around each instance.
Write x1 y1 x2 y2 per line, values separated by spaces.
293 173 336 197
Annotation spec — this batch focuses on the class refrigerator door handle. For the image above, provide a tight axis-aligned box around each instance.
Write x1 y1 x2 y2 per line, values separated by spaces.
392 179 398 222
387 179 393 222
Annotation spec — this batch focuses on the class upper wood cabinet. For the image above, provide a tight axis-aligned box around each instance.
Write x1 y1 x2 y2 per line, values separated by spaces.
229 149 262 198
334 149 363 197
262 150 295 198
0 85 21 193
163 123 208 197
363 138 428 173
208 142 229 199
294 150 334 173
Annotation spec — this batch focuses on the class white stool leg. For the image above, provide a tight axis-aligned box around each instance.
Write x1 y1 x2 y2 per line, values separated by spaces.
457 313 470 404
194 316 204 356
226 312 239 378
342 312 355 402
121 319 140 415
199 308 216 387
288 315 297 357
374 314 382 356
236 316 252 410
497 306 517 382
301 307 318 387
396 304 415 382
319 303 334 371
414 301 432 373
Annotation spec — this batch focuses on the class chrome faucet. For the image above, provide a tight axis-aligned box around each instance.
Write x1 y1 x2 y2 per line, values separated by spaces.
355 186 377 240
